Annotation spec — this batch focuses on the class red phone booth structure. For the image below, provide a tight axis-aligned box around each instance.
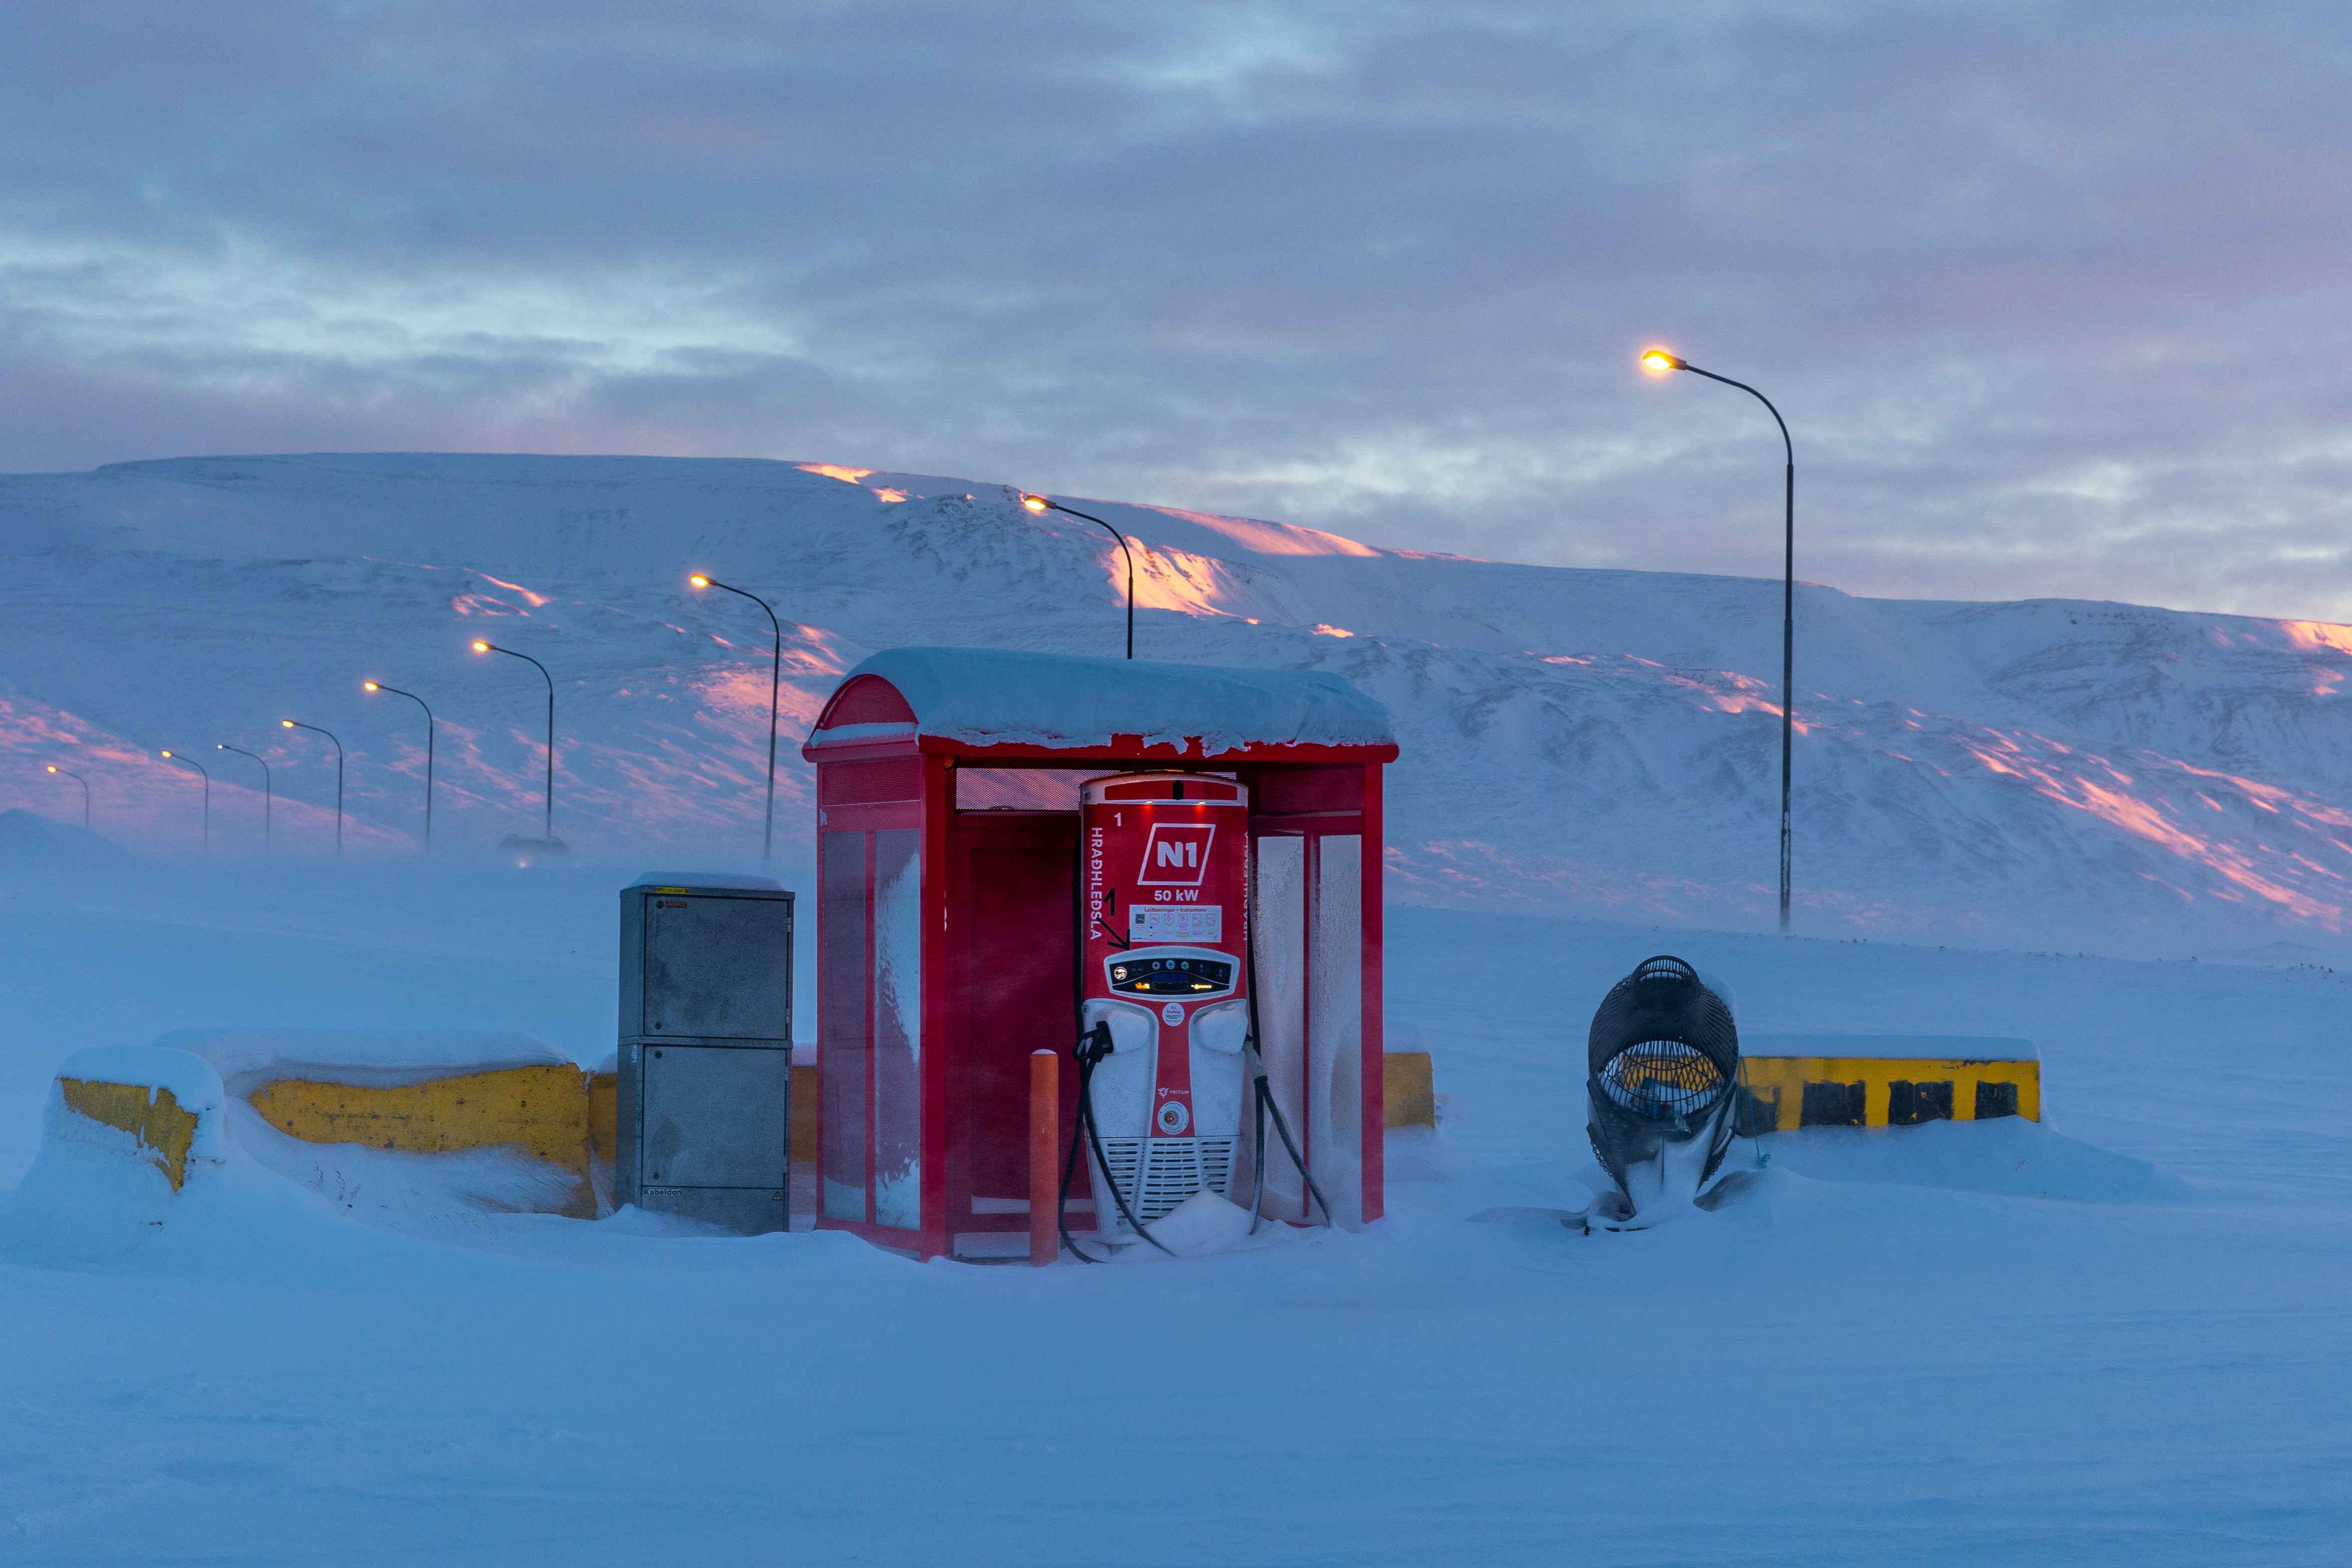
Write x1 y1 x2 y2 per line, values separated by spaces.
801 646 1398 1261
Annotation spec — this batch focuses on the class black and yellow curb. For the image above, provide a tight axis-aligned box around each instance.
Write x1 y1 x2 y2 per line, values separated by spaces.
1738 1036 2041 1131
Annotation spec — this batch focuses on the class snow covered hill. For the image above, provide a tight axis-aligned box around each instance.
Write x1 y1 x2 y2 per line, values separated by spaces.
7 452 2352 959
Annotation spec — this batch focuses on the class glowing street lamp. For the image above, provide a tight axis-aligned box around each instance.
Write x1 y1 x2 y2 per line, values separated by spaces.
159 750 210 854
217 744 272 854
1640 346 1798 934
281 719 345 856
689 574 784 861
46 765 89 828
1020 494 1136 659
364 681 437 853
472 640 556 838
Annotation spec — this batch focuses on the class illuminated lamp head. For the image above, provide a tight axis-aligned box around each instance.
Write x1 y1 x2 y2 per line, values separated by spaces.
1020 495 1049 513
46 765 57 774
282 720 295 728
472 641 490 653
363 681 379 692
690 575 710 588
1640 348 1684 374
160 750 173 758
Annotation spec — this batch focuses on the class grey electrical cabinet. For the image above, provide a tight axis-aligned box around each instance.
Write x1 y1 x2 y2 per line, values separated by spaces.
616 876 794 1234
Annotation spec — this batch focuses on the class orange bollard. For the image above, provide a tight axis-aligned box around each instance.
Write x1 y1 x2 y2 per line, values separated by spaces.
1030 1049 1059 1266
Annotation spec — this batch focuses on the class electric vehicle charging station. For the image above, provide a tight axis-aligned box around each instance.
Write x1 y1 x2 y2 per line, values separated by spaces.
800 647 1397 1262
1078 771 1253 1245
615 874 795 1234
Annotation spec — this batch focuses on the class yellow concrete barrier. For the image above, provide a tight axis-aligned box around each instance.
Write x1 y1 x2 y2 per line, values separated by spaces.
1739 1034 2039 1131
248 1065 594 1218
1383 1051 1436 1130
57 1078 204 1192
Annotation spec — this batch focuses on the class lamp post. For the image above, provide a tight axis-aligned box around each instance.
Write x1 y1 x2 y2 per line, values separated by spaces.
1020 494 1136 659
473 640 555 838
364 681 436 853
1640 347 1797 934
160 750 209 855
45 765 89 828
690 574 783 861
281 719 345 856
217 744 272 855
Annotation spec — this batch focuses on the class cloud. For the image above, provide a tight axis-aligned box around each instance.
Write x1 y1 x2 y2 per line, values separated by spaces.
6 2 2352 616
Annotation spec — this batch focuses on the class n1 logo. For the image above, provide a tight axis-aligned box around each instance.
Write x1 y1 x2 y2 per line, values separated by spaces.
1136 823 1215 886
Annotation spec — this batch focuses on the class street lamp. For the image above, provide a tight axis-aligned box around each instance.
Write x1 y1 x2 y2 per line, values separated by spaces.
364 681 437 853
46 765 89 828
690 574 783 861
281 719 345 856
1020 494 1136 659
160 750 209 855
217 744 272 855
1641 346 1798 934
472 640 555 838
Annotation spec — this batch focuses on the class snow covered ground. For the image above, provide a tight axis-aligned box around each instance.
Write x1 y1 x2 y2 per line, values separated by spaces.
1 852 2346 1564
3 454 2349 1562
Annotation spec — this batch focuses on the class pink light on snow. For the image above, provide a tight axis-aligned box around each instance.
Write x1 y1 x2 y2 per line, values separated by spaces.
1950 728 2351 923
1132 504 1383 559
1115 542 1279 620
471 571 552 609
451 593 524 618
1540 652 1814 728
2279 620 2352 655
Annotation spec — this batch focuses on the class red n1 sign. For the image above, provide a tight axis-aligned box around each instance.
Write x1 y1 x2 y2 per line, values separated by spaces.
1137 822 1215 885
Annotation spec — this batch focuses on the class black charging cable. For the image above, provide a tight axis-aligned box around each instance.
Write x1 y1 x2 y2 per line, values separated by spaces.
1056 1020 1177 1262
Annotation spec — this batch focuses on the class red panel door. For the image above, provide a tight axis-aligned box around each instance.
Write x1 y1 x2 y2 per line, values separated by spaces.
955 813 1081 1230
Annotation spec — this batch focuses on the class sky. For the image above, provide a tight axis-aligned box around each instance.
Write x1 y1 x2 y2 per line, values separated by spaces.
5 2 2351 620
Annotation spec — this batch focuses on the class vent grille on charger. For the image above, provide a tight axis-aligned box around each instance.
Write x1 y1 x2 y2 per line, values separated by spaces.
1097 1137 1236 1228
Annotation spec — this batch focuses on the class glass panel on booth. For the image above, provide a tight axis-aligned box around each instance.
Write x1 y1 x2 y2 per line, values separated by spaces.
820 830 869 1222
872 827 923 1230
1251 835 1308 1218
1310 835 1364 1227
951 768 1082 811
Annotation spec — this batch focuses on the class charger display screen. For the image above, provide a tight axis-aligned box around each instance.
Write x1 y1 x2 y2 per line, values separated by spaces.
1108 956 1233 996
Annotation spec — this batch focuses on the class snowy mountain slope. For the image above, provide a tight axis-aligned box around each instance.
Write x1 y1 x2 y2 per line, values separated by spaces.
6 452 2352 958
1900 595 2352 790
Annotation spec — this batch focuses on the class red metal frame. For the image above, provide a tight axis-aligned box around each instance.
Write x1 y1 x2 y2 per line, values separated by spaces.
804 673 1396 1262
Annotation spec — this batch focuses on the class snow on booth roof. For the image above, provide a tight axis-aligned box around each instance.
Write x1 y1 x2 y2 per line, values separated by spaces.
806 646 1395 757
